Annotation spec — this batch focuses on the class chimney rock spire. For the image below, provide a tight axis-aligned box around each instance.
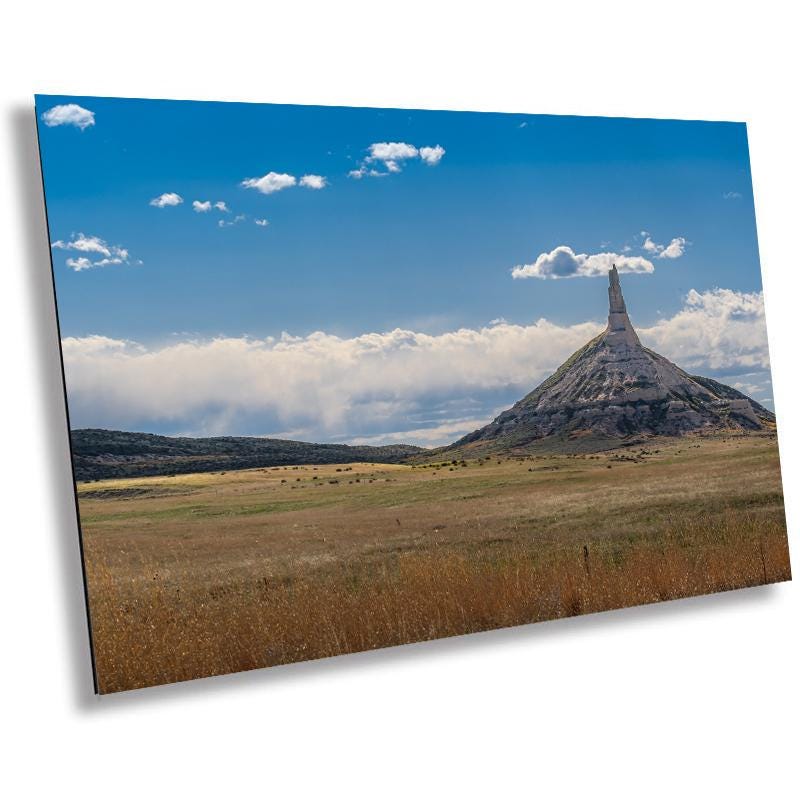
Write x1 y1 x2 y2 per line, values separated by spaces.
605 265 640 347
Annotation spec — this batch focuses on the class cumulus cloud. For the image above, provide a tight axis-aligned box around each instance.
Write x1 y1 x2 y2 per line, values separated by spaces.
642 233 688 259
241 172 328 194
241 172 297 194
299 174 328 189
419 145 446 166
150 192 183 208
52 233 111 256
218 214 246 228
723 191 742 200
65 257 93 272
41 103 95 131
638 288 769 372
254 218 269 227
348 166 387 179
193 200 229 213
349 141 446 178
659 238 687 259
511 245 654 280
60 288 770 441
52 233 134 271
367 142 418 171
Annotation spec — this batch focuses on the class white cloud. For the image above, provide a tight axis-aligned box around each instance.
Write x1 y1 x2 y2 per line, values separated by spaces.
642 236 660 254
65 257 93 272
218 214 246 228
511 245 654 280
419 145 446 166
255 219 269 227
367 142 418 164
641 233 688 259
150 192 183 208
52 233 134 271
639 288 768 372
348 165 391 179
41 103 95 131
241 172 297 194
299 174 328 189
193 200 229 213
52 233 111 256
659 237 687 259
61 288 770 441
723 191 742 200
350 141 446 178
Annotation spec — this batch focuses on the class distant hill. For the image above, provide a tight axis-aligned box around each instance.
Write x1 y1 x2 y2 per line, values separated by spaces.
71 429 425 481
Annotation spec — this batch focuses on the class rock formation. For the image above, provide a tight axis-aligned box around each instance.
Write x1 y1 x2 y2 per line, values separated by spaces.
449 266 774 454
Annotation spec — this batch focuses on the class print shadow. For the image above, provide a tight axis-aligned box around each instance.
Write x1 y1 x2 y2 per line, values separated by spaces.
11 104 97 705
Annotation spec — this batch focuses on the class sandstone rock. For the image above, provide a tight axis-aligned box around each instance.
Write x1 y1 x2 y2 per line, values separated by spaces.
451 266 775 453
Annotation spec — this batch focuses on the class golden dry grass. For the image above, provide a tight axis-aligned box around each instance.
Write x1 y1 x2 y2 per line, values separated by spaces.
79 434 791 693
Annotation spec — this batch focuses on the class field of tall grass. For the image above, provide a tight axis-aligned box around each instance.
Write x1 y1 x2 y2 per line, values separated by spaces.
85 511 790 693
78 435 791 693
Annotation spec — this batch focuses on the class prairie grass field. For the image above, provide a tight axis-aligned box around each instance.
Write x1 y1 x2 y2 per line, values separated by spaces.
78 433 791 693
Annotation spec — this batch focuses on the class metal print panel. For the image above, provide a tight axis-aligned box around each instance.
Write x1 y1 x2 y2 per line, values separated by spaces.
36 95 791 693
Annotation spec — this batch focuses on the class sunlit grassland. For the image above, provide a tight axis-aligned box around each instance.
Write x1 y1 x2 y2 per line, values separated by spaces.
78 434 791 693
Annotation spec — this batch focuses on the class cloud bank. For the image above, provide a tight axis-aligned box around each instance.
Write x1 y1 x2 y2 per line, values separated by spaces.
61 288 770 443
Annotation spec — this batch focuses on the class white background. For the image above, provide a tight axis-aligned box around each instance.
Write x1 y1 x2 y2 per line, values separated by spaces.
1 2 797 797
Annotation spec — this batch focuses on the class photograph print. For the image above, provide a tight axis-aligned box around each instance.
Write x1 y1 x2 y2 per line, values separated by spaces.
37 95 791 693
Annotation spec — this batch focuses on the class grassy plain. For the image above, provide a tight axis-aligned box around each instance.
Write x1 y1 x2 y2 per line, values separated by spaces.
78 433 791 693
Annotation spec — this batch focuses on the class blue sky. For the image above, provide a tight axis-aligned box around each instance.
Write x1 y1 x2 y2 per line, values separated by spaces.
37 95 773 443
